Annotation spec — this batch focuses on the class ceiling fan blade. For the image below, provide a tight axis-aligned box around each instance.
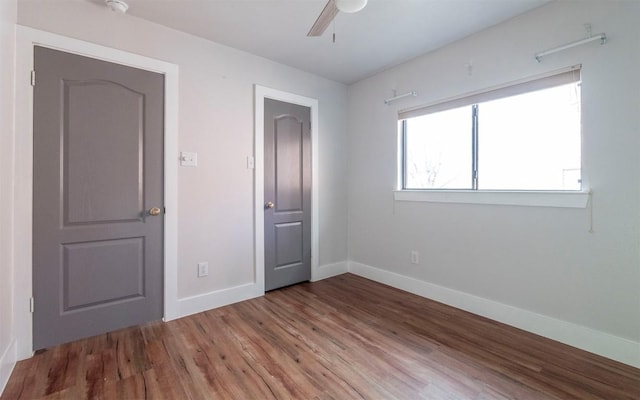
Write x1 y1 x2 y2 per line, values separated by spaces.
307 0 339 37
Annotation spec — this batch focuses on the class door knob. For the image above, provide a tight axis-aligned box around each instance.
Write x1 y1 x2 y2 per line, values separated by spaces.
148 207 162 216
265 201 275 209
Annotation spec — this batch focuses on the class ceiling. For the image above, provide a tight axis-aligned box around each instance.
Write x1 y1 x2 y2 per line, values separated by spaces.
109 0 552 84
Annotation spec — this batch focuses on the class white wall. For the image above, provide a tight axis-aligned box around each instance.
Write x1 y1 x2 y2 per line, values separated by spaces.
14 0 347 350
348 1 639 365
0 0 17 392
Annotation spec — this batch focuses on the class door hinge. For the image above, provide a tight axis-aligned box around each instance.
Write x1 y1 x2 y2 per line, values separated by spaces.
29 297 35 313
30 70 36 86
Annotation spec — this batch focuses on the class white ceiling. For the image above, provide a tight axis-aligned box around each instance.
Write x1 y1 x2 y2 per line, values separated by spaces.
114 0 552 84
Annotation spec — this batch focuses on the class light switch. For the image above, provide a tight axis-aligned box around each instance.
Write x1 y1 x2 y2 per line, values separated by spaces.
197 261 208 277
180 151 197 167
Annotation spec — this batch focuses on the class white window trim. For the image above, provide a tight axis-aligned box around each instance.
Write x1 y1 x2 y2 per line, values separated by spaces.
396 65 586 207
394 190 590 208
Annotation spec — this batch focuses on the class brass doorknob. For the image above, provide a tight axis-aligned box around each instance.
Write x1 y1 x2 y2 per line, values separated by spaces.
148 207 162 216
265 201 275 209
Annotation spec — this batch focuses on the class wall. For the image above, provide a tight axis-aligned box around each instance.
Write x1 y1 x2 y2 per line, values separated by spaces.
15 0 347 347
347 1 639 366
0 0 17 392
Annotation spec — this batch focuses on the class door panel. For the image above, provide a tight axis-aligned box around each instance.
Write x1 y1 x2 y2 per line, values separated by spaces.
275 222 303 267
62 238 144 310
275 118 303 212
64 80 143 224
264 99 311 291
33 46 164 350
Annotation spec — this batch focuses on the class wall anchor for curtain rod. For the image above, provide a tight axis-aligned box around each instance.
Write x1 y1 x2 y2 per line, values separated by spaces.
384 91 417 105
535 23 606 62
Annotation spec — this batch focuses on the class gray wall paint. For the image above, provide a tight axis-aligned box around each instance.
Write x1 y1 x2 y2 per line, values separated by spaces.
347 1 640 342
17 0 348 299
0 0 17 389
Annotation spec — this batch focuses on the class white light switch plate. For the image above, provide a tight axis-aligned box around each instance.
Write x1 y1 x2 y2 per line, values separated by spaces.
197 261 208 277
180 151 197 167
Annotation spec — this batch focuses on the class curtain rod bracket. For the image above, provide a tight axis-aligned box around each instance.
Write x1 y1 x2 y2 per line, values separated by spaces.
384 91 417 105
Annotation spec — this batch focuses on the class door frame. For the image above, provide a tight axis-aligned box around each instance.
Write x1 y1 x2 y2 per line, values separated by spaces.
254 86 319 292
14 26 179 359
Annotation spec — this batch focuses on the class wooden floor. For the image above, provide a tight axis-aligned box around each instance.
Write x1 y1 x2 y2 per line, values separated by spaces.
2 274 639 399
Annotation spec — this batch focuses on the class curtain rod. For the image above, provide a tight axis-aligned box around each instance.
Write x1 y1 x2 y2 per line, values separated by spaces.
535 33 606 62
384 91 417 105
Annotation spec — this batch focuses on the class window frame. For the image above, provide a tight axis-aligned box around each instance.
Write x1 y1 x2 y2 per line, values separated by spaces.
396 65 589 208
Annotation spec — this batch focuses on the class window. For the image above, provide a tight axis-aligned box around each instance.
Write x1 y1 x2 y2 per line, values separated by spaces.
401 67 582 191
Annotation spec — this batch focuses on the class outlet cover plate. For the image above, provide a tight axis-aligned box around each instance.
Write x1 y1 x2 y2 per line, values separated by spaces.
181 151 198 167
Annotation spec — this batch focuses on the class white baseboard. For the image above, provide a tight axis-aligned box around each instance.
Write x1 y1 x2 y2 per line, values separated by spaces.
348 261 640 368
312 261 348 281
175 261 349 320
174 260 349 320
175 282 263 320
0 339 17 396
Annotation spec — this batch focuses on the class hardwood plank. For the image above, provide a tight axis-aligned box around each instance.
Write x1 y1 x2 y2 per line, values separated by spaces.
2 274 639 399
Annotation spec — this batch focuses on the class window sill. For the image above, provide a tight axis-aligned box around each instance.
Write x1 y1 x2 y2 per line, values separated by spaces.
393 190 590 208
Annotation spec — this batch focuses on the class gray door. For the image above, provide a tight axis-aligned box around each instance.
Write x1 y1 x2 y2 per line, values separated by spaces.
264 99 311 291
33 46 164 349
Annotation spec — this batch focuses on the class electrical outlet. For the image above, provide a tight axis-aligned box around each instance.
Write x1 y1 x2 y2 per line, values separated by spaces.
410 251 419 264
197 261 209 277
180 151 198 167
